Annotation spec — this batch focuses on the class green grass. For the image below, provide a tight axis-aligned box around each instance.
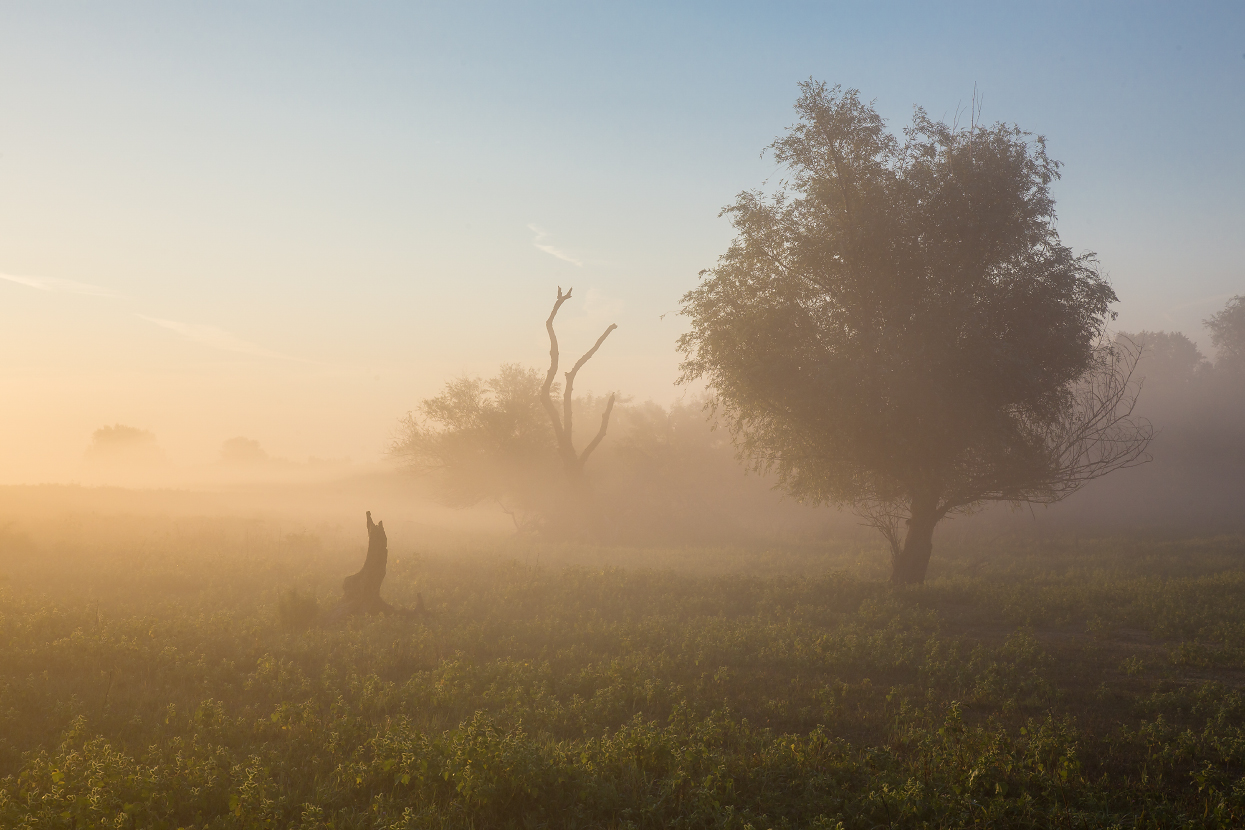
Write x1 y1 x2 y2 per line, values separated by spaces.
2 523 1245 828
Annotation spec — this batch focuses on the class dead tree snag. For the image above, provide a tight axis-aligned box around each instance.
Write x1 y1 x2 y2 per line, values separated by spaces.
326 512 428 621
540 286 618 478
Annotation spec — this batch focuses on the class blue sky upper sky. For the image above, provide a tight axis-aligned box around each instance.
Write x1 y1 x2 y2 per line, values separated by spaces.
1 2 1242 481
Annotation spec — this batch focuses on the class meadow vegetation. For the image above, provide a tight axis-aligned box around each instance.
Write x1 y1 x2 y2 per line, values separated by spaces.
2 517 1245 828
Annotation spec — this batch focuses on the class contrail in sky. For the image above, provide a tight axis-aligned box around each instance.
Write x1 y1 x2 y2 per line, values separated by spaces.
0 271 116 296
528 224 583 266
137 314 300 361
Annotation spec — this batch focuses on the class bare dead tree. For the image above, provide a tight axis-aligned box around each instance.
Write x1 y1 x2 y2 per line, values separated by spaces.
541 287 618 478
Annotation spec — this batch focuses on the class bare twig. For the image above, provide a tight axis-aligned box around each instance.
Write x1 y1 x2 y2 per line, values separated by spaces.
965 337 1152 507
855 499 905 561
495 497 522 531
862 337 1153 534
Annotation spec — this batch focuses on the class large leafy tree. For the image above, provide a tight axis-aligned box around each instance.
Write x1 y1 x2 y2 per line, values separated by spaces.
679 82 1150 583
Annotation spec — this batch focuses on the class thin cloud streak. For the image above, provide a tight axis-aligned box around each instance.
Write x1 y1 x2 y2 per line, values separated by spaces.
528 224 583 266
137 314 301 361
1168 292 1238 314
1 272 116 296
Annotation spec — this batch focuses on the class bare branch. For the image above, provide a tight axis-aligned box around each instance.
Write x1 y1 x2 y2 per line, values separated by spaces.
541 286 573 449
495 497 522 531
855 499 904 561
538 286 618 477
578 393 616 467
848 339 1152 565
944 337 1153 510
563 323 618 443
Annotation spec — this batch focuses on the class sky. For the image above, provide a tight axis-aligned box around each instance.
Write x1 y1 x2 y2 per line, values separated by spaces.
1 1 1242 483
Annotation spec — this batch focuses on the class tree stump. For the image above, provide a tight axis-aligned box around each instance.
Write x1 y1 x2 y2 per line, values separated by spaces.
325 511 427 621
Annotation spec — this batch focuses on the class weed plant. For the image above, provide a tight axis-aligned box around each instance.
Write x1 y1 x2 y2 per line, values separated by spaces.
1 523 1244 828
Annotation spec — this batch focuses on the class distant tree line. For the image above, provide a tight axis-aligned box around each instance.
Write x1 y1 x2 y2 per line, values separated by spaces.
1083 295 1245 528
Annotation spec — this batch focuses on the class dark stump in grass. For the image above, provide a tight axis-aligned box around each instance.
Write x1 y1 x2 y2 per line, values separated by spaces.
326 511 427 622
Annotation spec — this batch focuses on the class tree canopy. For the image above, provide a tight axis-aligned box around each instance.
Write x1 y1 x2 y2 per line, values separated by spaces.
679 81 1150 583
1206 294 1245 372
390 364 557 519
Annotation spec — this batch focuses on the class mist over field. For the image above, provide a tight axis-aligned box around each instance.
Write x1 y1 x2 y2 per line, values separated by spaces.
4 318 1242 548
2 3 1245 828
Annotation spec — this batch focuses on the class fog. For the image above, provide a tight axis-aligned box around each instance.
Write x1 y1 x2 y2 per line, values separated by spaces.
3 298 1242 553
5 8 1245 825
972 324 1245 537
1 6 1241 564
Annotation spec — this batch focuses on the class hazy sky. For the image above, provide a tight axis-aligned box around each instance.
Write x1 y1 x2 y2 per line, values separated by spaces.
2 2 1242 482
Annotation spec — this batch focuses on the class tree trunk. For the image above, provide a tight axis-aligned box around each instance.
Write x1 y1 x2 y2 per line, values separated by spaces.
342 511 391 613
325 512 428 621
540 286 617 500
890 494 940 585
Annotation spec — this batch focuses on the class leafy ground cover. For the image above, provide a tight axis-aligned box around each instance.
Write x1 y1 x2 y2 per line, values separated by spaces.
1 520 1244 828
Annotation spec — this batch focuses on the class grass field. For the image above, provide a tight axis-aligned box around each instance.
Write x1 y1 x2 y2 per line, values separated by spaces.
2 518 1244 828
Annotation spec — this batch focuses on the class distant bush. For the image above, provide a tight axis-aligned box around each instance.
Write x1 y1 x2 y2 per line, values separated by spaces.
82 423 163 466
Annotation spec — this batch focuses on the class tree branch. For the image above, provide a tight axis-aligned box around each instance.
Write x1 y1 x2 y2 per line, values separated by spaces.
563 323 618 446
578 393 616 468
539 286 619 477
942 337 1153 510
856 499 904 561
541 286 573 450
